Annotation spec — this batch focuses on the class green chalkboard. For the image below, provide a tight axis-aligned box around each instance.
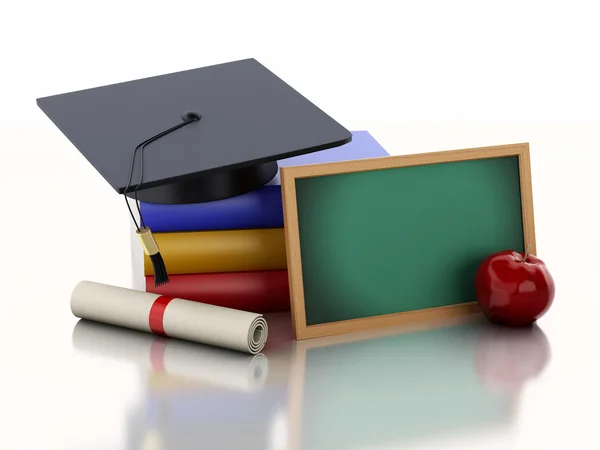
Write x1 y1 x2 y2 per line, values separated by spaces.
281 144 535 339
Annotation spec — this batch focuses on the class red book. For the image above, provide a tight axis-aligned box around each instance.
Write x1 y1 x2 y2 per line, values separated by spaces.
146 270 290 313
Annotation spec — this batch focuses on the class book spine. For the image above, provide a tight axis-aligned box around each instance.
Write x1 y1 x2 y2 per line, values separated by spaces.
140 185 284 233
145 271 290 313
143 228 287 276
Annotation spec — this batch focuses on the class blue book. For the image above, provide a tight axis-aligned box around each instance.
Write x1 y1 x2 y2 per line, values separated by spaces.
139 130 390 232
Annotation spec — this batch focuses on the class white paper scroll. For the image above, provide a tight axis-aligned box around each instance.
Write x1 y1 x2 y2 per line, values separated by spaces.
72 319 268 391
71 280 268 354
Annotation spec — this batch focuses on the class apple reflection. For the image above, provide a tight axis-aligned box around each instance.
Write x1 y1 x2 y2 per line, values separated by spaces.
475 323 551 393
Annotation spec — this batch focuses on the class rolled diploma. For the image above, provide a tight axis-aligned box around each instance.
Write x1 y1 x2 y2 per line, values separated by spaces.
71 280 268 354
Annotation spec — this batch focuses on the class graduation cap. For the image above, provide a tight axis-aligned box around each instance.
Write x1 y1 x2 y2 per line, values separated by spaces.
36 58 351 286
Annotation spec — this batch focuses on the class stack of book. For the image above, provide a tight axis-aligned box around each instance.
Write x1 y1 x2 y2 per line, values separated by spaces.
142 130 389 313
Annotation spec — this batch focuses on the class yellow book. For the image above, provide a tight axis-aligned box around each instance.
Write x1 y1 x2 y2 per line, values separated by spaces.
144 228 286 276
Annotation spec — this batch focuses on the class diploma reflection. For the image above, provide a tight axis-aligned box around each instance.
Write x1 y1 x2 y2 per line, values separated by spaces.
289 318 551 450
72 319 268 391
72 318 288 450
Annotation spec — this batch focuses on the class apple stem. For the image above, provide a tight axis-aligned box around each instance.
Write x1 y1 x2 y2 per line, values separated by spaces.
523 244 531 262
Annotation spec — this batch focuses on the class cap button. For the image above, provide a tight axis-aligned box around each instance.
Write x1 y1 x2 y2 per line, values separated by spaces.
182 111 201 122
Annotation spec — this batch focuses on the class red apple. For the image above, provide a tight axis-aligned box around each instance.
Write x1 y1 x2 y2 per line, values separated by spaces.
475 250 555 326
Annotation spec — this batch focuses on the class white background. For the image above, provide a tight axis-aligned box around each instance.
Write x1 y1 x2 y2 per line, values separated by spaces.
1 1 599 449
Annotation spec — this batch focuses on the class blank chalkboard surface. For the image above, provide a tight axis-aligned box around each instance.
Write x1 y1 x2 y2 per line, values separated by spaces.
281 143 535 340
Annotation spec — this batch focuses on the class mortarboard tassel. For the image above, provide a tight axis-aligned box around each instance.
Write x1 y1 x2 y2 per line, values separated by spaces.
124 111 202 287
136 227 169 286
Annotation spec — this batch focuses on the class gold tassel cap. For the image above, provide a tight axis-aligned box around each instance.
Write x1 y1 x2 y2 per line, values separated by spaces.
136 227 160 256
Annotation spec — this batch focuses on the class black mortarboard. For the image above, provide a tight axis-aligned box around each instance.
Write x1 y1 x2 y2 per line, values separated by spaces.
36 58 351 286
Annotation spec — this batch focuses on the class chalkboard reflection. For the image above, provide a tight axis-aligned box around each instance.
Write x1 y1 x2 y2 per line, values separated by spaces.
290 319 551 450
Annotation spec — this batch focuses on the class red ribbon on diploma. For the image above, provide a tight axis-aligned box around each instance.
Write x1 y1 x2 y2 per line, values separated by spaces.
149 295 174 336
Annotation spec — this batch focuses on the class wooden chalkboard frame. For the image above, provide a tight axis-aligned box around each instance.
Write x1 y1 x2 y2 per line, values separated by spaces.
281 143 536 340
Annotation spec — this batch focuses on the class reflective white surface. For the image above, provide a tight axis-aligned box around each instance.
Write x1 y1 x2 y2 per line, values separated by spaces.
1 124 599 449
69 314 549 450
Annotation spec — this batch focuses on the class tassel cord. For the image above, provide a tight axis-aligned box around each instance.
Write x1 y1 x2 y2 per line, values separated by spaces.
124 118 197 231
123 114 201 287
